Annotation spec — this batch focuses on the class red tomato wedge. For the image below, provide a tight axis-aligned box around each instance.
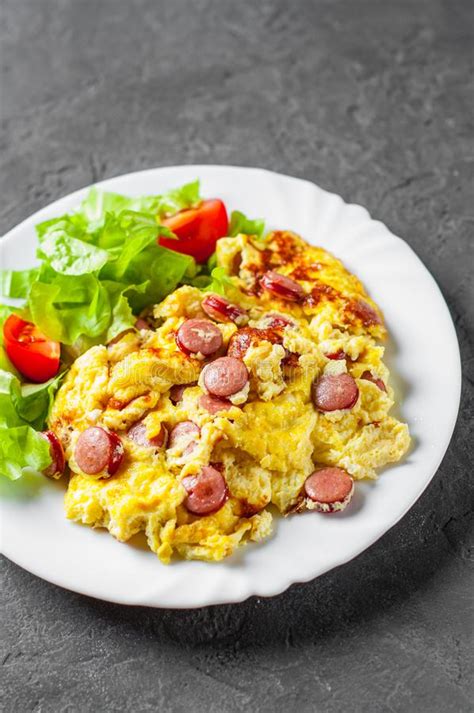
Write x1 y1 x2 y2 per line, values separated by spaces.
158 199 229 263
3 314 60 383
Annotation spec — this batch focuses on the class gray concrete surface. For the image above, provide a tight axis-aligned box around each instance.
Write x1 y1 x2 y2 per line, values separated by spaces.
1 1 473 711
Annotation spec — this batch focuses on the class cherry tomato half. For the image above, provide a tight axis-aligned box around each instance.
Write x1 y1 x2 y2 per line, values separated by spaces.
158 199 229 263
3 314 60 383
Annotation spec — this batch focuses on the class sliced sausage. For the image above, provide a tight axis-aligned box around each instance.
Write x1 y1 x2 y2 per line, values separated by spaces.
202 357 249 397
312 373 359 411
134 318 151 330
107 432 125 475
168 421 200 456
75 426 124 476
127 420 167 448
361 370 386 392
304 467 354 512
201 294 248 326
176 319 223 357
261 271 305 302
325 350 346 360
352 299 382 327
41 431 65 478
199 394 233 414
169 382 196 404
181 465 228 515
227 326 282 360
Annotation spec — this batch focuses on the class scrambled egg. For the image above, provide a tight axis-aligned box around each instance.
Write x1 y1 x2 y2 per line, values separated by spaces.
49 230 410 563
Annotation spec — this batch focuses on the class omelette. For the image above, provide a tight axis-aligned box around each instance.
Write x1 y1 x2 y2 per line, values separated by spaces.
48 230 410 563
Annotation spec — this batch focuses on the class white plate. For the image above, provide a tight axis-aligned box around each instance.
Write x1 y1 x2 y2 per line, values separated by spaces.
0 166 461 608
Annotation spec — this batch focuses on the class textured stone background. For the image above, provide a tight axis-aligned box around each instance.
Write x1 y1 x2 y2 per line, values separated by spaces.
1 1 473 711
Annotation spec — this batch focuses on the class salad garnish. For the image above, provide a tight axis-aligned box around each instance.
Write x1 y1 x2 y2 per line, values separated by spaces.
0 180 263 479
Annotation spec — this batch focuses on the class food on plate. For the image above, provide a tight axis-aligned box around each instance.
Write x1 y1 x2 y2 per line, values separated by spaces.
40 430 65 478
301 467 355 513
158 198 229 262
176 318 223 357
0 180 221 478
74 426 124 477
0 180 410 563
312 373 359 412
3 314 60 383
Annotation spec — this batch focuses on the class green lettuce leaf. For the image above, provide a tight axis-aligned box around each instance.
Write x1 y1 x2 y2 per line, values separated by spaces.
206 252 218 272
19 204 190 343
200 267 234 296
0 368 63 430
21 237 193 344
0 306 21 376
28 272 119 344
91 209 174 253
0 370 22 427
153 179 201 217
103 281 137 343
0 426 51 480
122 245 195 311
0 182 204 350
0 364 64 479
15 375 65 430
0 269 39 299
0 348 15 375
98 218 161 282
0 305 12 341
37 221 111 275
79 180 201 226
36 213 88 240
229 210 265 239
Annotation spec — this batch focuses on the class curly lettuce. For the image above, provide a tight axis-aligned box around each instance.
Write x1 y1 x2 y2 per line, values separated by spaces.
0 181 201 346
228 210 265 239
0 427 52 481
0 309 63 479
